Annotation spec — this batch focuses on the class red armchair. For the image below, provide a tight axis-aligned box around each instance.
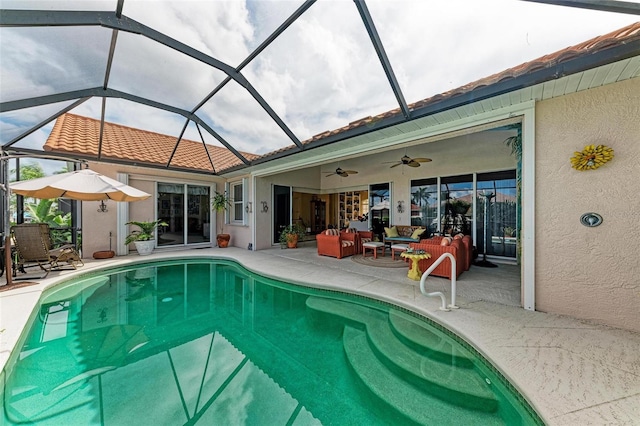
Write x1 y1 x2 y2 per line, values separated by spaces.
317 229 357 259
408 238 466 279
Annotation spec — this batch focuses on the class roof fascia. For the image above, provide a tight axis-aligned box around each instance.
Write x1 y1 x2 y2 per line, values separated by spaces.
13 147 218 176
236 102 532 178
520 0 640 15
239 40 640 170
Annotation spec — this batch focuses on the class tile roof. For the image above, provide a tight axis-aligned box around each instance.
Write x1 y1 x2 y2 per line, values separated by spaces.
257 21 640 160
44 113 260 173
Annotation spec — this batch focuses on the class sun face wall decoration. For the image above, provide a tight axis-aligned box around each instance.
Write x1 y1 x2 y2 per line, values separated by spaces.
570 144 614 171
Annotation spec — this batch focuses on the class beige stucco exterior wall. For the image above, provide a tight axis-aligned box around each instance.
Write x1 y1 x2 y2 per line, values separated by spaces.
535 77 640 332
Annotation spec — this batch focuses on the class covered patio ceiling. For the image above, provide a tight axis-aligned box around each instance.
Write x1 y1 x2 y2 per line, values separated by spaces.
1 0 639 175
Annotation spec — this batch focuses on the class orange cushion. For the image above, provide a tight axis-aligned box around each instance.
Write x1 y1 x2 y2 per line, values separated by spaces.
440 237 452 246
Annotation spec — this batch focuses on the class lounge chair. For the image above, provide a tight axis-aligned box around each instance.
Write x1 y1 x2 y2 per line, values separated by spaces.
11 223 83 277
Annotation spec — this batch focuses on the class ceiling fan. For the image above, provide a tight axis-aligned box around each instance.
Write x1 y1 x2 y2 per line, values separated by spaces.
385 155 432 168
324 167 358 177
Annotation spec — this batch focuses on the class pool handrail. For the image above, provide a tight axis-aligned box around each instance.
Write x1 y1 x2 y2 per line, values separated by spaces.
419 252 459 311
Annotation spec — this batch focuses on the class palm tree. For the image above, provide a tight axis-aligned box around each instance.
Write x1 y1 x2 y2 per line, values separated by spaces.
412 187 430 207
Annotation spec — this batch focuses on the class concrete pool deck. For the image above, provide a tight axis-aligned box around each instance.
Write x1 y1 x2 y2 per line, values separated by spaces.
1 247 639 424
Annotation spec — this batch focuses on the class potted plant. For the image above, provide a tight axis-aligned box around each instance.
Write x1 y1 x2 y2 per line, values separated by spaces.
279 223 306 249
211 191 232 248
125 219 168 255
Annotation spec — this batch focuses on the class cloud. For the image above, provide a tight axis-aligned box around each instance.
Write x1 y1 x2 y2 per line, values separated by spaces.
1 0 637 157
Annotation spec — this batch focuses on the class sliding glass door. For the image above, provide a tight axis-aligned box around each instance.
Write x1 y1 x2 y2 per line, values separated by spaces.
157 183 211 246
476 171 517 258
369 183 390 241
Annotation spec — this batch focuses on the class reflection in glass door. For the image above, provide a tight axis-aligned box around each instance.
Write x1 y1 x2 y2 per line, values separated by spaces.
476 171 517 259
440 175 473 236
187 185 211 244
157 183 210 246
369 183 389 242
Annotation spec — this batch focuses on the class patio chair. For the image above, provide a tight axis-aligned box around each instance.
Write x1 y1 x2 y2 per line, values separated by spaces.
11 223 83 277
316 228 357 259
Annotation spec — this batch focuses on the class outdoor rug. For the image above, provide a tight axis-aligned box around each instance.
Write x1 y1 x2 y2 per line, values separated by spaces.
351 254 408 268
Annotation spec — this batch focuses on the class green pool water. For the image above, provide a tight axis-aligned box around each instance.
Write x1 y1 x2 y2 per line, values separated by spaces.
1 258 543 425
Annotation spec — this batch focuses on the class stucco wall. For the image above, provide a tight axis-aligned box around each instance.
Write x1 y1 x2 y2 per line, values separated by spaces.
535 77 640 332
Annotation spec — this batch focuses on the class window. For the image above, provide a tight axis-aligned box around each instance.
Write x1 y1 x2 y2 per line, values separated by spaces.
410 178 438 233
230 181 243 222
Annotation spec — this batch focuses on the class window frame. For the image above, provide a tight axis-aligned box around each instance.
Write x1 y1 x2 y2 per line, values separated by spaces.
229 181 244 223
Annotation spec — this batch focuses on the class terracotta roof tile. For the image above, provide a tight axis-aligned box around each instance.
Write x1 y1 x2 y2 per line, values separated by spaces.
44 114 259 173
256 22 640 161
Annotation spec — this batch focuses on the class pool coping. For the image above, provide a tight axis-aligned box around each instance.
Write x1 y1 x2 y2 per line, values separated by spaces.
1 248 639 424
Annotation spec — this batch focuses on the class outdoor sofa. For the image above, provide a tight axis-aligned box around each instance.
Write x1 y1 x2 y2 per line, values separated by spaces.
382 225 428 247
407 234 472 279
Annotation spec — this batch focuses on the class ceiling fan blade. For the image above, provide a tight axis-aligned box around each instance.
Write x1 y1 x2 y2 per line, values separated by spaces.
343 170 358 175
390 162 402 168
412 157 432 162
325 173 336 177
338 172 349 177
407 161 421 167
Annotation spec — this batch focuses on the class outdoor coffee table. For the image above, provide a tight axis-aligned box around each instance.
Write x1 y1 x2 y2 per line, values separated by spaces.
401 251 431 280
390 243 409 260
362 241 385 259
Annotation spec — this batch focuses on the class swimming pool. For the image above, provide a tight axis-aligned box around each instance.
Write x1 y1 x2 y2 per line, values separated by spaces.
1 258 542 425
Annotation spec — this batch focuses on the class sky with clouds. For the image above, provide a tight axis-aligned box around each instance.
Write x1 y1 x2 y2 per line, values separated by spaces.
1 0 638 171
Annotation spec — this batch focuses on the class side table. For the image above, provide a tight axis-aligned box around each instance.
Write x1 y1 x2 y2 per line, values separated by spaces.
400 251 431 280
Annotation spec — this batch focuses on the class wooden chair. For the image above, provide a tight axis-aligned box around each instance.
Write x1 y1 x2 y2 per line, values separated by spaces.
11 223 83 277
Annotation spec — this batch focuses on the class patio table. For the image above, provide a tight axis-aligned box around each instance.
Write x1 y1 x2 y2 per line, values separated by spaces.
401 251 431 280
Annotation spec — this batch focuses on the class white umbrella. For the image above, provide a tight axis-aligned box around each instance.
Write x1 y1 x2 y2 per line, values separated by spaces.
370 200 390 210
10 169 150 201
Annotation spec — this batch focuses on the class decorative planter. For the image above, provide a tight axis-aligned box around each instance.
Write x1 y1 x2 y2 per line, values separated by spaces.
217 233 231 248
93 250 115 259
133 240 155 256
286 235 299 249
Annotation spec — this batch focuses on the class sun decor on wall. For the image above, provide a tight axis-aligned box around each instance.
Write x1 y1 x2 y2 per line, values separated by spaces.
570 144 614 171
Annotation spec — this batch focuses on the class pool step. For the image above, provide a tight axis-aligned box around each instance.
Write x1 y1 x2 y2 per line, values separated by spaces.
306 297 473 367
343 326 502 425
306 297 498 413
389 310 475 368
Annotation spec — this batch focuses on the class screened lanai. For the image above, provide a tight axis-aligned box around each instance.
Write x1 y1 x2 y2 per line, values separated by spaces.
2 0 639 173
2 0 639 293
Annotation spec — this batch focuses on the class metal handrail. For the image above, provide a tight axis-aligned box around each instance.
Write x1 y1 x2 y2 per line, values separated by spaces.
419 252 459 311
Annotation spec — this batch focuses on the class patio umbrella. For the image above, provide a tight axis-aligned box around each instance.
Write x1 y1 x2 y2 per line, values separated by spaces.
370 200 390 210
9 169 150 201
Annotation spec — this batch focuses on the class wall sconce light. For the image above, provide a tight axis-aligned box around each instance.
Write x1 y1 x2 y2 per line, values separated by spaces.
260 201 269 213
97 200 108 213
245 201 252 213
580 212 603 227
397 200 405 214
